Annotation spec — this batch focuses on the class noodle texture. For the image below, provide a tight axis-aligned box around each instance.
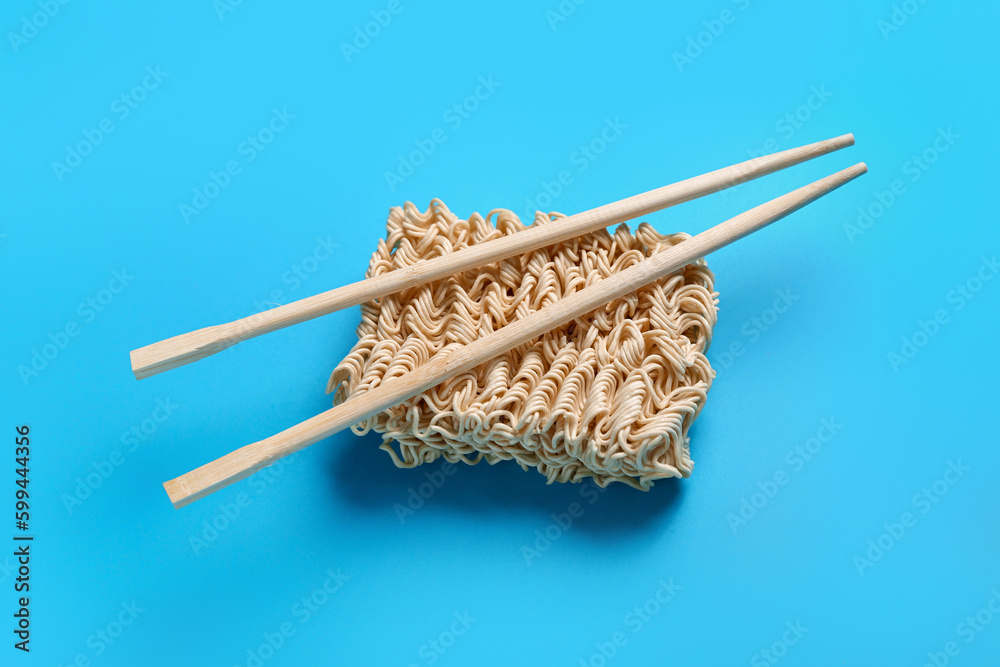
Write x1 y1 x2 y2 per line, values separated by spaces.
328 200 718 489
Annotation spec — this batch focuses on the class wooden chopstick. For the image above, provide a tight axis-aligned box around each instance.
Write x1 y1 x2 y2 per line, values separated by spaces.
163 161 868 508
130 134 855 380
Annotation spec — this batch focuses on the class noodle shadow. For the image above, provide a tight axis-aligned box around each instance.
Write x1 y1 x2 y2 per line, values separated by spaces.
327 430 685 535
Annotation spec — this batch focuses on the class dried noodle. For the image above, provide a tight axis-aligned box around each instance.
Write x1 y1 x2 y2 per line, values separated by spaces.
328 200 718 489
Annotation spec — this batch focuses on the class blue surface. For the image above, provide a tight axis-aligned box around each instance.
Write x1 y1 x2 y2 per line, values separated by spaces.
2 1 999 665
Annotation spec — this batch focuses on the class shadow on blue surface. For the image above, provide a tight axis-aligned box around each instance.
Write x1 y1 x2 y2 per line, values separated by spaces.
328 429 685 535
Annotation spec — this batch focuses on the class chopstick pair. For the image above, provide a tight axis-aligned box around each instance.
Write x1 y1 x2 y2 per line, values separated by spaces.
133 135 866 508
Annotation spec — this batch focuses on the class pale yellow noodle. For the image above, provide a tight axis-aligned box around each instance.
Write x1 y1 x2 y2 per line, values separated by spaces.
327 200 719 489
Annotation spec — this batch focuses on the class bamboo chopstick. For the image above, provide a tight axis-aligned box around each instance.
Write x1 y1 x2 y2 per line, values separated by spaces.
163 161 867 508
130 134 855 380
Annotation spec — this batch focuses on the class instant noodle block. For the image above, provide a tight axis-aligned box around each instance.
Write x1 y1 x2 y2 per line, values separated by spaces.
329 200 719 489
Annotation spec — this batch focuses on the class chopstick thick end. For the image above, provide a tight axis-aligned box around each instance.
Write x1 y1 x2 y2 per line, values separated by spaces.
131 324 235 380
163 478 192 509
164 467 240 509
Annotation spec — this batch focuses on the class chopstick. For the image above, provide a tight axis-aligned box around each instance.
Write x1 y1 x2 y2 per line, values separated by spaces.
130 133 855 380
163 161 868 508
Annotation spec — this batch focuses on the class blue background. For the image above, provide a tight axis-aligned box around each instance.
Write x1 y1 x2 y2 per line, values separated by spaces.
2 0 998 665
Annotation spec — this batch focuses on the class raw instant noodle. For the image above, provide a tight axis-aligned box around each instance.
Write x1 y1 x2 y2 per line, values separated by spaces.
329 200 718 489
